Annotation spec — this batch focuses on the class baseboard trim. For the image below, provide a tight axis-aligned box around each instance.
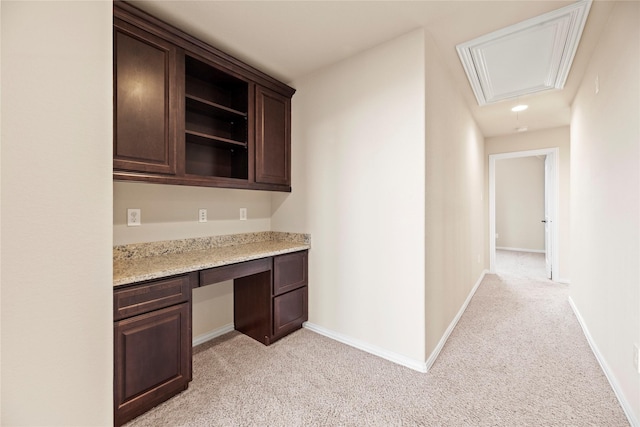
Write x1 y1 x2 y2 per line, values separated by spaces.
192 323 235 347
568 297 638 427
304 269 489 375
303 322 428 373
496 247 545 253
424 269 488 371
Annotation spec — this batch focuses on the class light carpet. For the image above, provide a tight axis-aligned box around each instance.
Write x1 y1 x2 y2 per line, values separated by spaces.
126 264 628 426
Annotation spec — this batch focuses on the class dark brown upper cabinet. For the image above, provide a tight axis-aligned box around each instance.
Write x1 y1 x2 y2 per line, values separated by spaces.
113 19 178 175
256 86 291 187
113 2 295 192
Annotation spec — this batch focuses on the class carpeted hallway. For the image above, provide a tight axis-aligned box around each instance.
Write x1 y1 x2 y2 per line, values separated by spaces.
126 253 629 426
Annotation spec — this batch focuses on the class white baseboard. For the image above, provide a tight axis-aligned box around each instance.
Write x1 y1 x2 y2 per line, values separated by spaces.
568 297 638 427
303 322 428 373
424 269 488 371
304 269 489 375
192 323 235 347
496 247 545 253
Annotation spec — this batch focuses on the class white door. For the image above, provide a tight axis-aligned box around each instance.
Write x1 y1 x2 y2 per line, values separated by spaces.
544 154 553 279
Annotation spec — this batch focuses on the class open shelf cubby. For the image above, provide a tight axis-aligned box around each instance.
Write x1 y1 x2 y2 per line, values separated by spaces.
184 55 249 180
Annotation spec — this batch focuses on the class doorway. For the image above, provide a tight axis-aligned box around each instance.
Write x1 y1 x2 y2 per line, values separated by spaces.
489 148 559 280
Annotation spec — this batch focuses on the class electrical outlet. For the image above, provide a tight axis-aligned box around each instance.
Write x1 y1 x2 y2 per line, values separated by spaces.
634 343 640 374
127 209 141 227
239 208 247 221
199 209 207 223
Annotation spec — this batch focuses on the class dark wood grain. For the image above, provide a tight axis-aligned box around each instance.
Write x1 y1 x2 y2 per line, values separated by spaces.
113 20 177 174
114 302 191 427
234 271 272 345
114 275 191 321
199 258 272 287
113 2 293 192
255 86 291 186
273 286 308 339
114 1 295 98
273 251 308 296
113 251 307 425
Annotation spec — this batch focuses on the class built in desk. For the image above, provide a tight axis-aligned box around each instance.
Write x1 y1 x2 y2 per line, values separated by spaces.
112 232 310 426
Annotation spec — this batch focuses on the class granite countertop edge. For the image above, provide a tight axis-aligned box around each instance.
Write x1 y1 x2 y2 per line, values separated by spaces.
114 232 310 288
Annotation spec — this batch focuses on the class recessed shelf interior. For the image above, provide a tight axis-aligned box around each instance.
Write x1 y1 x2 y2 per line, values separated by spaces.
185 55 248 180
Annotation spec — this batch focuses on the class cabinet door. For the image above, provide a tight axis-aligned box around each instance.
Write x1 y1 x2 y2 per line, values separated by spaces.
114 303 191 426
273 286 308 338
255 86 291 187
114 20 177 175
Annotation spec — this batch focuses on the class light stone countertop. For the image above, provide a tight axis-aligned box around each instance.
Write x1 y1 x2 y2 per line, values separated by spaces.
114 232 310 287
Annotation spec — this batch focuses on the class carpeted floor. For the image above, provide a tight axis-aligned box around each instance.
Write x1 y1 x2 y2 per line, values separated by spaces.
125 254 629 426
495 249 547 280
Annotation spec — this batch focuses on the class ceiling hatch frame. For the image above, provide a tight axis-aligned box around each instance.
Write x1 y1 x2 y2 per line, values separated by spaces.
456 0 592 106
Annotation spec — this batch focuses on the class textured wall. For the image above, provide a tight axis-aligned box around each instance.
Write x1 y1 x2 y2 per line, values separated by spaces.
1 2 113 424
272 30 427 363
495 157 545 251
570 1 640 422
423 31 486 358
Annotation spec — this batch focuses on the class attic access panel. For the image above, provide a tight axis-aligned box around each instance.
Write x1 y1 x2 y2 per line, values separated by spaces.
456 0 592 106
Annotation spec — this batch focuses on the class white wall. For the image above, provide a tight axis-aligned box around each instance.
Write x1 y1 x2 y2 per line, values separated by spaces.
423 32 486 357
570 1 639 423
1 2 113 424
272 30 427 363
486 127 571 281
114 181 273 340
495 157 545 251
113 182 272 245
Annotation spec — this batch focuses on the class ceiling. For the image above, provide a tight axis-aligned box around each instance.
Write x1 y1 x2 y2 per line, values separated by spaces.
130 0 614 137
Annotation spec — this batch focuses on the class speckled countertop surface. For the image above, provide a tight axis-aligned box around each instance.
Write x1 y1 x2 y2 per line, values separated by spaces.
114 232 310 287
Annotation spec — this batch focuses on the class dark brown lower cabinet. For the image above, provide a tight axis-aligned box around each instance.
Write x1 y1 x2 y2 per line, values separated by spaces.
113 275 192 427
114 250 308 425
273 286 308 338
234 271 272 344
272 251 308 340
114 304 191 426
234 250 308 345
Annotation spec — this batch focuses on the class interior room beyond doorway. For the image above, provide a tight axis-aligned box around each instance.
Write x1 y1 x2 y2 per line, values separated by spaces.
489 148 559 281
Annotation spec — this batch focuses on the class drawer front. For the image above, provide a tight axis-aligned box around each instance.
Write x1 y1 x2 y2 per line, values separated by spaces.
273 286 308 338
114 275 191 321
200 257 271 287
273 250 308 296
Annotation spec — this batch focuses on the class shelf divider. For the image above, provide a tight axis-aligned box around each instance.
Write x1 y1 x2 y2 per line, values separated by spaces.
185 130 247 148
185 94 247 118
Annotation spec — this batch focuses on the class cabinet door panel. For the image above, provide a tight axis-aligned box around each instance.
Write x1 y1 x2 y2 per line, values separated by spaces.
255 86 291 186
273 251 308 296
114 21 176 174
114 303 191 426
273 286 308 338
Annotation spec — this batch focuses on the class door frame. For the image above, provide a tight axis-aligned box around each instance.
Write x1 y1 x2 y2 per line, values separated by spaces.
489 147 559 277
